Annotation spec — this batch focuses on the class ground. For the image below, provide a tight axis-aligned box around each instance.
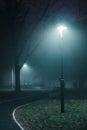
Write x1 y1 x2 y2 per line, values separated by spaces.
15 99 87 130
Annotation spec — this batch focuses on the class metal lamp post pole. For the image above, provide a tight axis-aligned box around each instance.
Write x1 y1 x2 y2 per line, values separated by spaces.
57 25 67 113
60 44 64 113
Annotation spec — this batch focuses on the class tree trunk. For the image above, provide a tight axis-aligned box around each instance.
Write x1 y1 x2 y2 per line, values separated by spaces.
15 64 20 92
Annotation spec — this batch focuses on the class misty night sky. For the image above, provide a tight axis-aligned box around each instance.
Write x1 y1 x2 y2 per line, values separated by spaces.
0 0 87 81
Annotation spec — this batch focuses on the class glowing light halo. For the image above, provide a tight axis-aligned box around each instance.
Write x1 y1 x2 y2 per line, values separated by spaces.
57 25 67 38
22 63 28 69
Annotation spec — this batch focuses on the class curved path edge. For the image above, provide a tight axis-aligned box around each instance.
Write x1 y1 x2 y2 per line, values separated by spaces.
12 104 29 130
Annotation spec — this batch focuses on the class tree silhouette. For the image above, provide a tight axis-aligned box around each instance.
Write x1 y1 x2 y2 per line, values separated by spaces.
1 0 51 92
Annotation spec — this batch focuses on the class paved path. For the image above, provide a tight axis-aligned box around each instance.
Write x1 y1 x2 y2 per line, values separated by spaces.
0 97 39 130
0 102 21 130
0 90 49 130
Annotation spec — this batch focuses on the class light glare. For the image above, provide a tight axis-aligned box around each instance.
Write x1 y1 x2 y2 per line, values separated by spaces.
57 25 67 38
22 63 28 69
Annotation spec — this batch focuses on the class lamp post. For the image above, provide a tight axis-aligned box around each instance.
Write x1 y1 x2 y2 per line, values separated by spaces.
57 25 67 113
21 63 29 87
22 63 28 69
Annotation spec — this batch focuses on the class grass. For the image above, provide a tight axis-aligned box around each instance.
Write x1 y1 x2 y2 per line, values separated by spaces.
15 100 87 130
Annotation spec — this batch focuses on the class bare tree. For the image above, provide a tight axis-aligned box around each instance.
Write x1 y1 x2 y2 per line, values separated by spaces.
3 0 51 92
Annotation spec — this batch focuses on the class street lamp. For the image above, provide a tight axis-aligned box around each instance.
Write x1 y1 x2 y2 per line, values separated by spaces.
57 25 67 113
57 25 67 38
22 63 28 69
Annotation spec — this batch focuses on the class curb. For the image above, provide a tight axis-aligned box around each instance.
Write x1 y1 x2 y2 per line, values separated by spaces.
12 104 28 130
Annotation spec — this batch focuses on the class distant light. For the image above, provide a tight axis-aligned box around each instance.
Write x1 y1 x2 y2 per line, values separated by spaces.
57 25 67 38
22 63 28 69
